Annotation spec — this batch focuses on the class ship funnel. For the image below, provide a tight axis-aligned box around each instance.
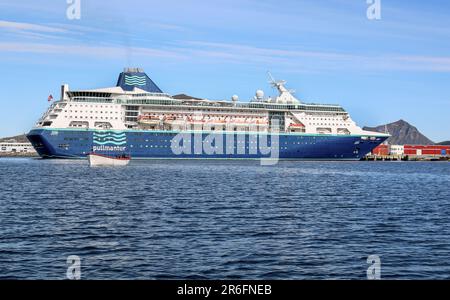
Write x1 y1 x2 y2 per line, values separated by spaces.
61 84 69 101
116 68 163 93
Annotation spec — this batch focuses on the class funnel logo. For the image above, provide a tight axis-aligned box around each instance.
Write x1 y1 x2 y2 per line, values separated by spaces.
93 132 127 152
124 75 146 86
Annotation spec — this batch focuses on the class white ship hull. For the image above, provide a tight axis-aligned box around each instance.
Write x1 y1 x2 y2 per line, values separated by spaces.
88 154 130 167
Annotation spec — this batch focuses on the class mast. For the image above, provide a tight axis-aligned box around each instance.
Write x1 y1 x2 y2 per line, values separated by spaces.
267 72 300 104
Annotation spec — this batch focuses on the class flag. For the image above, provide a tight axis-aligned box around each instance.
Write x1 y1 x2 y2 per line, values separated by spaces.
48 94 53 102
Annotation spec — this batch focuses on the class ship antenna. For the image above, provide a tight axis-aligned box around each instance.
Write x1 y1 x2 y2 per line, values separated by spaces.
267 71 288 93
267 71 276 83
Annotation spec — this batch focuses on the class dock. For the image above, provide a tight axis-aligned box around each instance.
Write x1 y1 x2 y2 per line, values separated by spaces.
0 152 39 158
362 155 449 161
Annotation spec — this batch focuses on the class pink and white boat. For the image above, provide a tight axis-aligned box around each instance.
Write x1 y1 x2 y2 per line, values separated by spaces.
88 153 131 167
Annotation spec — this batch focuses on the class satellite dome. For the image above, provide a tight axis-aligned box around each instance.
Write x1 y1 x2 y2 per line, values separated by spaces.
255 90 264 99
231 95 239 102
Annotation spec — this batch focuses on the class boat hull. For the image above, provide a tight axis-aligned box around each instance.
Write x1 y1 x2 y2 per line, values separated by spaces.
27 128 388 160
88 154 130 166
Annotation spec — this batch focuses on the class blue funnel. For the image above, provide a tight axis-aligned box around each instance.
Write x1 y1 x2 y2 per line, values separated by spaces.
116 68 163 93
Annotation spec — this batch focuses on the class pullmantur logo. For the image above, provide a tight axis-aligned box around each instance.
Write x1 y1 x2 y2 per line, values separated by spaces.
92 131 127 152
170 112 280 165
124 75 147 86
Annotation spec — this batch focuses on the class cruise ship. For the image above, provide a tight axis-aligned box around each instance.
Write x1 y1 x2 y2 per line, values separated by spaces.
27 68 389 160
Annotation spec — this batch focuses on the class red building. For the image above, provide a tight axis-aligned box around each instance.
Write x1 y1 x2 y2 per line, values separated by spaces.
371 144 390 156
370 144 450 157
404 145 450 156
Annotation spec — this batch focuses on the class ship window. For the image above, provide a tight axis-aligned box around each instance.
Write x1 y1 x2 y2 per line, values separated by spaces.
337 128 351 134
69 121 89 128
317 127 332 134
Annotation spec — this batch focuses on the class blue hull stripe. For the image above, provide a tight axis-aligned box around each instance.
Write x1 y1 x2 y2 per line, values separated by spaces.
26 128 388 160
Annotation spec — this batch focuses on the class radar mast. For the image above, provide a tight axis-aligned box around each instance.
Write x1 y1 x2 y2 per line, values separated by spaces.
267 72 300 104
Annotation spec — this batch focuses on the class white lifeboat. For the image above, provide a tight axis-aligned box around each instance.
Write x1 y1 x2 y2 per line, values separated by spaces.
88 153 131 167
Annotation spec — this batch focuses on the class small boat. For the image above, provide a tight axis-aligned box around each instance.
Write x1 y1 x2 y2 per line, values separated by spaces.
88 153 131 167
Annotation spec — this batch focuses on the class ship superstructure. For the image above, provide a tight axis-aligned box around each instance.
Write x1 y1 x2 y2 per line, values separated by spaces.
27 68 389 159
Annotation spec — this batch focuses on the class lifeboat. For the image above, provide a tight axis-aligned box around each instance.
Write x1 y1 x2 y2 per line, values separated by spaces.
206 119 226 124
163 116 178 124
189 117 205 124
256 120 269 127
138 115 161 125
288 122 306 132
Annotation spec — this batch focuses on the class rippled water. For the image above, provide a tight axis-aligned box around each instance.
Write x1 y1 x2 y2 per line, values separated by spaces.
0 158 449 279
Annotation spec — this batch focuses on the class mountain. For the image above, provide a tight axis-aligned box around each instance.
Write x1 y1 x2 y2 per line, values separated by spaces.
436 141 450 145
363 120 434 145
0 134 29 143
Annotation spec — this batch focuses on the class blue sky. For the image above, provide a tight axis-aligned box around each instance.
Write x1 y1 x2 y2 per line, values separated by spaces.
0 0 449 141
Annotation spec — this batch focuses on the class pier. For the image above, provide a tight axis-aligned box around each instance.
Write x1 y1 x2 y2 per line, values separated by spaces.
366 144 450 161
363 155 449 161
0 152 39 158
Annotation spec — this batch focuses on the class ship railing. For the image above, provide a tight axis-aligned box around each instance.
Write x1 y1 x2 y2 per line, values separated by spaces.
38 102 59 122
110 96 346 113
70 97 114 103
303 102 341 107
130 92 172 98
139 110 267 118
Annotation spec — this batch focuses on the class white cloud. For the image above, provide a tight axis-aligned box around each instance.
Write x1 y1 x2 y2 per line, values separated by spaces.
139 21 191 32
0 42 186 60
182 41 450 73
0 20 66 33
2 39 450 73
